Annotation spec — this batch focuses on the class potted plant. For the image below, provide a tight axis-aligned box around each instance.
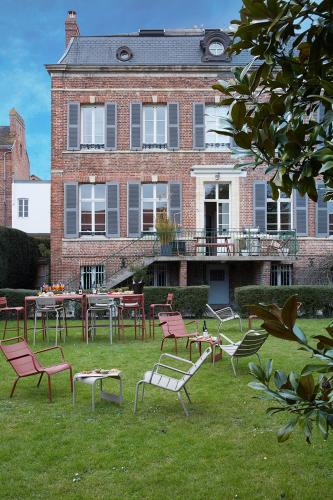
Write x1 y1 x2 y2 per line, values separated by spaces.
130 264 149 294
155 211 177 256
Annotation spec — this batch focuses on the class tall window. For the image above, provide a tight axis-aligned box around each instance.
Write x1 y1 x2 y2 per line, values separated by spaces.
153 263 169 286
267 184 292 232
143 105 167 149
81 106 104 149
18 198 28 218
270 264 293 286
142 183 168 232
205 105 230 149
80 265 105 289
80 184 106 235
204 183 230 233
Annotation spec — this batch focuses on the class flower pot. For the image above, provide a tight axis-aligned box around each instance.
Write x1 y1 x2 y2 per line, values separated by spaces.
160 243 172 256
132 281 144 294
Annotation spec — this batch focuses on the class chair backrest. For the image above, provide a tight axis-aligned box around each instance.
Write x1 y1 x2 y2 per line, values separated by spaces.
233 330 268 358
179 347 212 386
0 297 8 308
166 293 174 306
0 338 42 376
121 294 144 307
88 295 115 307
206 304 237 322
35 296 58 310
158 311 187 338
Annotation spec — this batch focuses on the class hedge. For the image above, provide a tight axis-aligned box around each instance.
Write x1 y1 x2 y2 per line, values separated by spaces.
143 286 209 318
235 285 333 318
0 227 39 288
0 288 36 306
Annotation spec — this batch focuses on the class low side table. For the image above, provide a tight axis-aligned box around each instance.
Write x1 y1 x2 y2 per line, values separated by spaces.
73 371 123 411
189 336 222 365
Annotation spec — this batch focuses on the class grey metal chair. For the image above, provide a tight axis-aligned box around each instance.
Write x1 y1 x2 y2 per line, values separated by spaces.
134 347 212 416
206 304 243 333
33 297 67 346
219 330 268 376
86 295 116 344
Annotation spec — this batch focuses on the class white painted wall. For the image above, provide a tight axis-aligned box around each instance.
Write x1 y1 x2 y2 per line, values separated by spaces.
12 181 50 234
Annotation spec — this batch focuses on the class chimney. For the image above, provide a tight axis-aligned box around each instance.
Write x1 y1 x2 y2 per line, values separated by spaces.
65 10 80 47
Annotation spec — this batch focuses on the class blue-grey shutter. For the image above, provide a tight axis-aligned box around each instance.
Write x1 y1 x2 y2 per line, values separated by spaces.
128 182 141 237
169 182 182 226
67 102 80 150
64 182 78 238
316 181 328 236
106 183 119 237
193 103 205 150
130 103 142 150
167 103 179 150
294 190 308 236
105 103 117 150
253 182 267 231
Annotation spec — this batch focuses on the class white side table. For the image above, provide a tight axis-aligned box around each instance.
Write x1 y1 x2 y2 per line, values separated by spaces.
73 371 123 411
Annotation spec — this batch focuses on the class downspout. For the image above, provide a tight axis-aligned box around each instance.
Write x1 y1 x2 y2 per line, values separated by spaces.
2 140 15 227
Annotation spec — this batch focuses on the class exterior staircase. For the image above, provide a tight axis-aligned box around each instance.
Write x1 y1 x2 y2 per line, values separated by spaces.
106 256 156 288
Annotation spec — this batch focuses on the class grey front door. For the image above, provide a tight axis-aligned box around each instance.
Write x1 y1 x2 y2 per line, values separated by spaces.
207 265 229 304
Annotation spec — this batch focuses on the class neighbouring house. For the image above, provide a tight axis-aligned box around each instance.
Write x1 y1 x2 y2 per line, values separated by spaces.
45 11 332 304
12 179 51 235
0 109 30 227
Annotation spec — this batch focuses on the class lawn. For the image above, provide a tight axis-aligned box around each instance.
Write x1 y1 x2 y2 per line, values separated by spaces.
0 318 332 499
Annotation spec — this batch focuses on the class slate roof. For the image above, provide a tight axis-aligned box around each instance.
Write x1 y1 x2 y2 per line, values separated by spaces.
0 126 13 147
58 31 254 67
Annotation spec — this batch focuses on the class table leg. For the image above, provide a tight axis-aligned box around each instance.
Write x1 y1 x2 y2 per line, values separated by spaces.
24 299 28 341
91 380 96 411
73 379 76 406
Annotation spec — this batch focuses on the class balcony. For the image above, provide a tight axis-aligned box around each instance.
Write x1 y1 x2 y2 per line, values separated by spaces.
144 228 298 260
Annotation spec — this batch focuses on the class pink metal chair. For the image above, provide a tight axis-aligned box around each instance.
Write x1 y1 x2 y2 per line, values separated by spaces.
158 311 199 353
0 297 24 339
149 292 174 338
117 294 146 340
0 336 73 402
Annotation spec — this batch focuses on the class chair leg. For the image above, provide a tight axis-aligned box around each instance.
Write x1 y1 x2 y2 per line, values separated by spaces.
37 373 44 387
47 375 52 402
33 311 37 345
184 386 192 403
69 366 73 393
10 377 20 398
231 357 237 376
174 338 177 354
177 391 189 416
141 383 145 402
134 381 143 414
3 317 8 339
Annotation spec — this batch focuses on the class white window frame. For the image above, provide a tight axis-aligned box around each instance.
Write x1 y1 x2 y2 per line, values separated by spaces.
18 198 28 218
80 265 105 289
142 183 168 232
270 264 293 286
79 184 106 235
143 105 167 147
204 182 230 234
80 105 105 148
267 187 292 232
205 105 230 150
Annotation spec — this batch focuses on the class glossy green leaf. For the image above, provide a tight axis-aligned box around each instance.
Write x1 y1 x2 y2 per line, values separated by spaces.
277 418 298 443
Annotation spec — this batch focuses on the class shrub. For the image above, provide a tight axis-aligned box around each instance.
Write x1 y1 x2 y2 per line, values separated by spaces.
235 285 333 318
0 227 39 288
143 286 209 318
0 288 36 306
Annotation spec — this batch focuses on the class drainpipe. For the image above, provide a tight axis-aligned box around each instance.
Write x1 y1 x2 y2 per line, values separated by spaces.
2 140 15 227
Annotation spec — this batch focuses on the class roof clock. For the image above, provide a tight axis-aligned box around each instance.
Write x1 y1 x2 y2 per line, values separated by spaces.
200 30 231 62
116 46 133 62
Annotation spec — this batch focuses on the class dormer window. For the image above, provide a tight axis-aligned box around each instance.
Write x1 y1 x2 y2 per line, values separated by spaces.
200 30 231 62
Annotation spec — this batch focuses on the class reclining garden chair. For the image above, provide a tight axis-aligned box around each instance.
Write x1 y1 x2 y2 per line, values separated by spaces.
158 311 199 353
0 336 73 401
206 304 243 334
134 347 212 416
219 330 268 376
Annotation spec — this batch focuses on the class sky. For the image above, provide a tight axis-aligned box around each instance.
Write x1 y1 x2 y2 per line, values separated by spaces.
0 0 243 179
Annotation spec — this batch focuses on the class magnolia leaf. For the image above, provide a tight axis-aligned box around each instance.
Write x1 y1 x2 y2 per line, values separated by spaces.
234 131 252 149
301 364 330 376
248 381 268 391
297 374 315 401
281 295 298 330
293 325 308 345
318 412 328 440
231 101 246 130
274 370 288 389
277 418 298 443
313 335 333 348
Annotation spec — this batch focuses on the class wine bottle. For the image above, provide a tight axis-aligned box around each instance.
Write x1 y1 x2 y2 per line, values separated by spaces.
202 320 208 337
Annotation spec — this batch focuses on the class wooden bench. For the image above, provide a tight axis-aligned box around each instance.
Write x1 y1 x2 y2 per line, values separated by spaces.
194 242 235 256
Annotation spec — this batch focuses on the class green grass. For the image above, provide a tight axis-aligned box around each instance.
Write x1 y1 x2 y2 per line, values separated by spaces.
0 319 332 499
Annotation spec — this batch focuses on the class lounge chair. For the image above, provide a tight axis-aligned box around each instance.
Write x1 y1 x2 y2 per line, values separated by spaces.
158 311 199 353
134 347 212 416
0 336 73 401
206 304 243 333
219 330 268 376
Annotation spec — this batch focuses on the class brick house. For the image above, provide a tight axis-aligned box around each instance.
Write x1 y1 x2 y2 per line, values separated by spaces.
45 11 333 304
0 109 30 227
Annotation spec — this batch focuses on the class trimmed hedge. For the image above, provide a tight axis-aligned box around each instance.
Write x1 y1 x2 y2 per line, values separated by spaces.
0 227 39 288
0 288 36 306
143 286 209 318
235 285 333 318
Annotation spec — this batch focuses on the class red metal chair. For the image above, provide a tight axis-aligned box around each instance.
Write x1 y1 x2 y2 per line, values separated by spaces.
149 292 174 338
0 336 73 402
0 297 24 339
158 311 199 353
117 294 146 340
